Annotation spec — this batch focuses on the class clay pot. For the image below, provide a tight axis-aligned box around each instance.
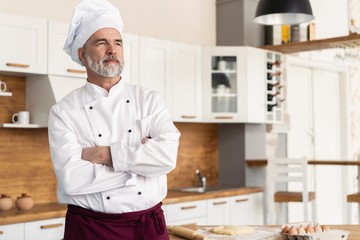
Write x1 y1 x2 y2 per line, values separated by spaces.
15 193 34 210
0 194 13 211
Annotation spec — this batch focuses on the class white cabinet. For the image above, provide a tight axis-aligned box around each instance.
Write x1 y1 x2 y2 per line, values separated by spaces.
139 36 172 108
24 217 65 240
165 200 207 225
48 21 86 78
229 193 264 225
122 33 139 84
0 223 24 240
0 13 47 74
228 194 250 225
165 192 264 226
0 217 65 240
202 46 267 123
171 42 202 122
246 192 264 224
206 197 230 225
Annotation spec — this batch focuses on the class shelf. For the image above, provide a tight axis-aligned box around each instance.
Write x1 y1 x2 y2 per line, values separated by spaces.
1 123 40 128
0 92 12 96
260 33 360 54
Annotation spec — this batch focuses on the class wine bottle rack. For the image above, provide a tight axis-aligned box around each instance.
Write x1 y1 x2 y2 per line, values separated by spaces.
265 51 284 123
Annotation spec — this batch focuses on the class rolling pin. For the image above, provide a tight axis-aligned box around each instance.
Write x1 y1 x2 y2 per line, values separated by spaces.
167 225 205 240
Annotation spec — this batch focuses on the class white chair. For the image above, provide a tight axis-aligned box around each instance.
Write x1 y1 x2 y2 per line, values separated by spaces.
266 157 317 224
347 192 360 223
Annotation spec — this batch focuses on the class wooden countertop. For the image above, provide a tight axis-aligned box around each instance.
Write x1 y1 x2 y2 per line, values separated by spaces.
0 202 67 225
169 225 360 240
164 187 263 204
246 159 360 167
0 187 263 225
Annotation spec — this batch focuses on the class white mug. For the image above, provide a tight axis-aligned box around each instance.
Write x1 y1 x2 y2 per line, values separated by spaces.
12 111 30 125
0 80 6 92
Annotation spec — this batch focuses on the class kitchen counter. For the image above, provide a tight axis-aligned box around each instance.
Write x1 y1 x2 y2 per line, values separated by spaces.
0 187 263 225
246 159 360 167
169 225 360 240
0 202 66 225
164 186 263 204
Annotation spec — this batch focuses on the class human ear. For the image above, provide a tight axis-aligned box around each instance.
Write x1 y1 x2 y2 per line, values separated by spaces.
78 48 87 65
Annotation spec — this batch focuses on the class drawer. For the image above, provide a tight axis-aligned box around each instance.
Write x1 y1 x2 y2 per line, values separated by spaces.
24 217 65 240
166 200 207 222
0 223 24 240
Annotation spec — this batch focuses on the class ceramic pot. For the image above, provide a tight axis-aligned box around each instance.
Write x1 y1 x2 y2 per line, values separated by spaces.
15 193 34 210
0 194 13 211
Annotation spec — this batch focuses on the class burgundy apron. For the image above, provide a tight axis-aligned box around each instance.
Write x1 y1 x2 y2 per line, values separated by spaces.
63 203 168 240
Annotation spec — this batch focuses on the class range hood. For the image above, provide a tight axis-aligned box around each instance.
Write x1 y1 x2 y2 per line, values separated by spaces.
26 75 86 127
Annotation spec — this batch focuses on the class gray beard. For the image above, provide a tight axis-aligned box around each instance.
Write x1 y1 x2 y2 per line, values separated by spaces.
86 55 124 77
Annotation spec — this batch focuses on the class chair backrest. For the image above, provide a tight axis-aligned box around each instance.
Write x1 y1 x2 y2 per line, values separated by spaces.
265 157 311 224
268 157 309 202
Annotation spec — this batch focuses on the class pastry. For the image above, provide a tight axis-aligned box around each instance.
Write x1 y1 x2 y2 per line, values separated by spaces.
211 226 254 236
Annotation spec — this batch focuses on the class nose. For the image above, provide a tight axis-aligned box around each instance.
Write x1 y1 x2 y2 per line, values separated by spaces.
106 44 117 55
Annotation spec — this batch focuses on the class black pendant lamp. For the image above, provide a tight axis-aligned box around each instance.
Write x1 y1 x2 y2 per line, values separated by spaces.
254 0 314 25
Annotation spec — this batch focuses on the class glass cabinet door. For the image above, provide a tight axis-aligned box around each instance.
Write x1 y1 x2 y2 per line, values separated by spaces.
210 56 237 113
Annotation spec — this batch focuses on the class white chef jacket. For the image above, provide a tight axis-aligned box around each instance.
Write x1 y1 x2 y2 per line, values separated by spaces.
48 79 180 213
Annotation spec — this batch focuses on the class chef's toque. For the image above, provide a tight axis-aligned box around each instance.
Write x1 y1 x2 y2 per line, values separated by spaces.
63 0 124 66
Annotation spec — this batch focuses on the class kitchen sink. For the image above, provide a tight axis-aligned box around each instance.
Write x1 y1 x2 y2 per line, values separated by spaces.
172 185 240 193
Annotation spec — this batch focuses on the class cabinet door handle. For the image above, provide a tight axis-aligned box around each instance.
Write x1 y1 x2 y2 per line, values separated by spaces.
67 69 86 74
180 205 197 210
181 115 196 119
213 201 227 205
235 198 249 203
215 116 233 119
6 63 30 68
0 230 3 235
40 223 64 229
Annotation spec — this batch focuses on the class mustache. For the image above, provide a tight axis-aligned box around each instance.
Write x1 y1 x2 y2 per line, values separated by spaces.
102 55 120 63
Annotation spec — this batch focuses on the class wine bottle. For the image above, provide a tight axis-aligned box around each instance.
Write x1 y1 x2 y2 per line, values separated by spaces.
267 82 280 90
267 71 282 80
267 103 277 112
267 92 279 101
266 60 282 70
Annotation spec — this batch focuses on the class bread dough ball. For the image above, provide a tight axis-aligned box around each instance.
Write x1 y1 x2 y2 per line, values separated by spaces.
211 226 254 236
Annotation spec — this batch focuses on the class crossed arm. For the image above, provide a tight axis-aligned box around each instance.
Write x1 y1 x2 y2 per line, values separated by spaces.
82 137 150 166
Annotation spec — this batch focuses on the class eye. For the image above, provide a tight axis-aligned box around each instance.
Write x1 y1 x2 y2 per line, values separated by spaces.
96 41 106 46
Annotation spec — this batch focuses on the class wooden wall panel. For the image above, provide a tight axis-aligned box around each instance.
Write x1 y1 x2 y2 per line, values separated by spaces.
0 75 220 204
168 123 219 189
0 75 26 124
0 128 57 204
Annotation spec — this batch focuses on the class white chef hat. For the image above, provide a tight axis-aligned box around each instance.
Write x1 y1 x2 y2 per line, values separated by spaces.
63 0 124 66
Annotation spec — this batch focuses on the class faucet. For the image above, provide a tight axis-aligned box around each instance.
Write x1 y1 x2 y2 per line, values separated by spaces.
196 169 206 190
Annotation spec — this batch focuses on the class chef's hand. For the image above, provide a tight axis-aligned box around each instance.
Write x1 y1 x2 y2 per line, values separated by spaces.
82 146 112 166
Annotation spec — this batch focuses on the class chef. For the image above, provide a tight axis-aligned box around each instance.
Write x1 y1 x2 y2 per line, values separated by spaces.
47 0 180 239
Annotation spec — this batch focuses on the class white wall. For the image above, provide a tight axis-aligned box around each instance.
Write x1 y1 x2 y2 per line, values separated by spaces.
0 0 216 46
310 0 349 39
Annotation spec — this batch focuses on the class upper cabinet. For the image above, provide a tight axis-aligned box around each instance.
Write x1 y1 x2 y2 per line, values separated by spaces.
202 46 284 123
122 33 139 85
0 13 47 74
171 42 202 122
202 46 281 123
0 13 285 125
139 36 172 109
48 21 86 78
